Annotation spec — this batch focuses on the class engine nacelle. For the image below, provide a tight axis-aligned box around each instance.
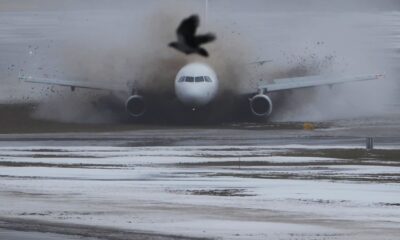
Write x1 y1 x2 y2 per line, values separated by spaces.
250 94 273 117
125 95 146 117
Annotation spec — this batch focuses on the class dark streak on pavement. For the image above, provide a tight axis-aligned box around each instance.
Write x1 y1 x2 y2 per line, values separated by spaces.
0 217 212 240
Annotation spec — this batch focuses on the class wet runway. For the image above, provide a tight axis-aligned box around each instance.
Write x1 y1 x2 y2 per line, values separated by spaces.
0 126 399 240
0 229 98 240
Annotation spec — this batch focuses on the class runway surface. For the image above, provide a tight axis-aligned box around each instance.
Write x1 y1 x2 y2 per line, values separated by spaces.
0 126 399 240
0 228 99 240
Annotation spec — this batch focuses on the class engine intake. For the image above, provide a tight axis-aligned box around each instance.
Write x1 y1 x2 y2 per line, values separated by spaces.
250 94 273 117
125 95 146 117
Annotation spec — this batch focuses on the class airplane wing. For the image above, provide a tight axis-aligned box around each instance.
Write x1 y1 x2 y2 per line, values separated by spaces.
19 75 128 92
257 74 384 93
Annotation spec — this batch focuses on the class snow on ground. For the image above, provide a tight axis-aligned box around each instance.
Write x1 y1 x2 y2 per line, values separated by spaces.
0 145 399 240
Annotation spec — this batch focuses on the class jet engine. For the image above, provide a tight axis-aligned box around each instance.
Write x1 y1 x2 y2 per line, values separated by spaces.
125 95 146 117
249 94 273 117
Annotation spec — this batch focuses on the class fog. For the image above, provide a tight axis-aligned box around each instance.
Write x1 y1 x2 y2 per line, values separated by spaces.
1 0 399 123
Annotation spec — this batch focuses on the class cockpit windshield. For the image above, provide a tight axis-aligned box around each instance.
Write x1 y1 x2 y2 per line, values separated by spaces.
195 76 204 82
180 76 212 83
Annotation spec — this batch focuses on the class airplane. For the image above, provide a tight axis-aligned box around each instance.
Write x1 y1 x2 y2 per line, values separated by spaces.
19 62 384 121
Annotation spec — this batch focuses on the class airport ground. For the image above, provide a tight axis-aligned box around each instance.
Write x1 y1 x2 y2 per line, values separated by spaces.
0 109 399 240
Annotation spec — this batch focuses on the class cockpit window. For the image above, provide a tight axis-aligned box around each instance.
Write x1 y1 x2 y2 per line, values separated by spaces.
195 76 204 82
204 76 212 82
185 76 194 82
182 76 211 83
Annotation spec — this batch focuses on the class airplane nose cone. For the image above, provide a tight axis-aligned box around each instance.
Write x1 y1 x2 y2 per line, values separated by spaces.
176 85 212 107
184 89 210 106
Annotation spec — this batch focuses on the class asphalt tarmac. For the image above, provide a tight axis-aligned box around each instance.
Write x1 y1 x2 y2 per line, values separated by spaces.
0 228 98 240
0 120 399 240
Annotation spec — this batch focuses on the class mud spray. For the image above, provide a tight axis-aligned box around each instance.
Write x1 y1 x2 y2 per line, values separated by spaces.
20 0 398 124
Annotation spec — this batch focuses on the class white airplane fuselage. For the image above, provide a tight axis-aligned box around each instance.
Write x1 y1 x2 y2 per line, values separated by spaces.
174 62 218 109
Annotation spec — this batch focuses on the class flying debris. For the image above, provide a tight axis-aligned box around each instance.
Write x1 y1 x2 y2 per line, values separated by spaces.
249 59 273 66
19 11 384 123
169 14 216 57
